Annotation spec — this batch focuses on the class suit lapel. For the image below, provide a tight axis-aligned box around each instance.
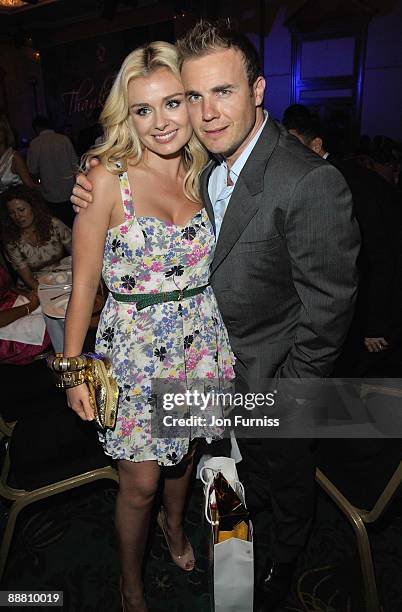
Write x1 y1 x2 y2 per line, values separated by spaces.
211 179 259 275
210 117 281 275
200 159 217 233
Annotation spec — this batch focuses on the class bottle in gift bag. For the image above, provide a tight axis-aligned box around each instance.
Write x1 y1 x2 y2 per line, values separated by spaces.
213 472 250 543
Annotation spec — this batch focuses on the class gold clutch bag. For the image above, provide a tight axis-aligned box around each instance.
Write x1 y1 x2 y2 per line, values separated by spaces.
47 352 119 430
84 353 119 429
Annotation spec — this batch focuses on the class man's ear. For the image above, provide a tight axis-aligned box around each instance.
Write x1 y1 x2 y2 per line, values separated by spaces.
310 137 323 155
253 76 266 106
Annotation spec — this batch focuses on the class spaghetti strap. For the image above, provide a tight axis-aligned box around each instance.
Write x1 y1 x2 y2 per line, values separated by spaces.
116 163 135 220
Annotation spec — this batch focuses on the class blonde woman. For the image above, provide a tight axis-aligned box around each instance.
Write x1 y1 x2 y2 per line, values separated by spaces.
62 42 234 611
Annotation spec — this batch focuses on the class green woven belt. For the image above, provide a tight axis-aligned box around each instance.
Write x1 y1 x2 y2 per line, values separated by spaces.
111 284 209 311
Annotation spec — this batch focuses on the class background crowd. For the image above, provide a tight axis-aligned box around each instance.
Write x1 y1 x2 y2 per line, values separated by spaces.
1 2 402 611
2 105 401 375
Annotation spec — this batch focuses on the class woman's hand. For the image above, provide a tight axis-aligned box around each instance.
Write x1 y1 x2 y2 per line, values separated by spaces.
15 265 39 291
66 383 95 421
27 291 40 312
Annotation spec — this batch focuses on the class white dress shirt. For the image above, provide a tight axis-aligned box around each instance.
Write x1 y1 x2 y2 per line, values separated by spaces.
28 129 78 203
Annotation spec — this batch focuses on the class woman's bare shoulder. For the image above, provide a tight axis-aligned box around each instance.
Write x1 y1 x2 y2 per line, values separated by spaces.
87 163 118 188
86 164 121 211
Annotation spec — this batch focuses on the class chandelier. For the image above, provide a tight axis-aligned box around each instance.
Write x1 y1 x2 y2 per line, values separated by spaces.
0 0 58 9
0 0 28 6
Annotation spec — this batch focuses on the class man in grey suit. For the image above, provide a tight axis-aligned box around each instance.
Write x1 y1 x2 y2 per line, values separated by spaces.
71 20 359 610
177 21 359 610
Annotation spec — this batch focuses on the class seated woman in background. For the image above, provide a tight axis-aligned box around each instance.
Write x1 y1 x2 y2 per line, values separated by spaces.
1 185 71 289
0 252 51 364
0 115 37 194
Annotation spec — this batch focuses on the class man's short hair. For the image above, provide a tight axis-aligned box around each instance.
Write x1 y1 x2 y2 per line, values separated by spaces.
289 116 323 145
282 104 311 130
32 115 51 131
177 19 263 87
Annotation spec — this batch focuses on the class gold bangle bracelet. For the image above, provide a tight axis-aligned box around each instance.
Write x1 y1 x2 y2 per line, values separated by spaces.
53 369 86 389
47 353 87 373
55 379 85 389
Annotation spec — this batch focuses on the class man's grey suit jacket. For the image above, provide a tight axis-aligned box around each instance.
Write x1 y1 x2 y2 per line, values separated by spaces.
200 117 360 394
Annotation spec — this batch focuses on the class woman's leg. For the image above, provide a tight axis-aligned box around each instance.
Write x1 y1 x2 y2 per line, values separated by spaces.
162 456 195 562
116 459 160 611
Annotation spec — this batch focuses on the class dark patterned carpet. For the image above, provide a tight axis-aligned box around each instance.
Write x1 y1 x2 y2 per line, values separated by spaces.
1 360 402 611
1 473 402 612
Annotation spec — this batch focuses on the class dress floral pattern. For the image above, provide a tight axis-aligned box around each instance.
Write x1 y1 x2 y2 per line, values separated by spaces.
96 169 234 466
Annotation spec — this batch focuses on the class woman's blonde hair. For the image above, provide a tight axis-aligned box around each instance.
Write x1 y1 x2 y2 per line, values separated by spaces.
83 41 208 202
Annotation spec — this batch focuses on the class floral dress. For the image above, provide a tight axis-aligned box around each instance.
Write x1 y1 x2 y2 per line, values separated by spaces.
96 169 235 466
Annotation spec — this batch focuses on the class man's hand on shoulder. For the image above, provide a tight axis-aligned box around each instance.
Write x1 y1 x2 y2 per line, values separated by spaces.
71 158 100 212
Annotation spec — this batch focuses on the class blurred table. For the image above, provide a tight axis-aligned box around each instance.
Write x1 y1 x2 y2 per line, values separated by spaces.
38 285 70 352
38 282 104 353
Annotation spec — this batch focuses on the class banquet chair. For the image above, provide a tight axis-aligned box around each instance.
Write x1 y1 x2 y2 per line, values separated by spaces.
316 384 402 612
0 405 119 580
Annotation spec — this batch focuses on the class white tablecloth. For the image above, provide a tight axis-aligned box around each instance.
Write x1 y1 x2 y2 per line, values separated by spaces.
0 295 46 345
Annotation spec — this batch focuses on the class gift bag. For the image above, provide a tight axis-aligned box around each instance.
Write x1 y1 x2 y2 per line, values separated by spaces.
201 457 254 612
200 455 240 490
214 533 254 612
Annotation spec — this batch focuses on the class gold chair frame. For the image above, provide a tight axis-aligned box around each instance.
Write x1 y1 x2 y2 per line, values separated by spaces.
0 446 119 580
316 383 402 612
